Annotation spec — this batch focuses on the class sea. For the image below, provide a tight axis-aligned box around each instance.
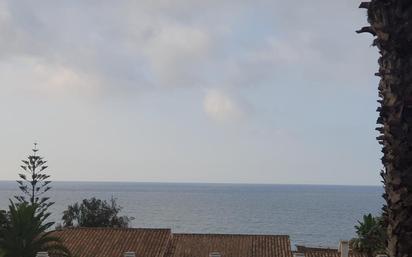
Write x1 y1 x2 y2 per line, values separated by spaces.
0 181 383 249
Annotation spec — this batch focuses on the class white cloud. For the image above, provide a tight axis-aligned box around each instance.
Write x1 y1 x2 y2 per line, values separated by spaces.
0 0 382 185
144 23 212 87
0 56 99 97
203 89 245 122
34 62 99 94
0 0 377 97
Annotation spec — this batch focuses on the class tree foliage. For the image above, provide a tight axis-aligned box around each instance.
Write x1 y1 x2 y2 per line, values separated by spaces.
350 214 387 257
0 210 7 232
15 143 54 214
0 202 70 257
62 197 131 228
0 144 68 257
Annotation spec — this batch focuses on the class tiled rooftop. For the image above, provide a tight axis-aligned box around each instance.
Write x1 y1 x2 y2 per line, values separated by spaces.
52 228 172 257
166 233 292 257
52 228 293 257
294 245 367 257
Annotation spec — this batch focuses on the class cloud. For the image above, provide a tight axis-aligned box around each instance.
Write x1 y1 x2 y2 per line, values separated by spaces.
0 56 100 97
203 89 246 122
0 0 377 99
33 62 100 94
0 0 382 185
144 23 212 87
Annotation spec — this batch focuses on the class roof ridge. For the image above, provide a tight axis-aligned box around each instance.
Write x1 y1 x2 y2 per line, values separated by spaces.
54 227 172 232
296 245 338 250
173 232 290 237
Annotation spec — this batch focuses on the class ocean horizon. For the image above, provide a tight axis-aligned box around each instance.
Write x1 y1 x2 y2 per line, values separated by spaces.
0 181 384 248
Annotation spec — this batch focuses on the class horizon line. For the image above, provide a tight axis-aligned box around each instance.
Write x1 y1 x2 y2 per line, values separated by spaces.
0 179 382 187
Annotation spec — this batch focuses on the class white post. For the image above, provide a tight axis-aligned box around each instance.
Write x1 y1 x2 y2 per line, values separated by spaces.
35 252 49 257
209 252 221 257
293 253 305 257
124 252 136 257
338 241 349 257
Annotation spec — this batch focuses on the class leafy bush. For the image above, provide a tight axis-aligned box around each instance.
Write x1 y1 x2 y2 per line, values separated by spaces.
62 197 132 228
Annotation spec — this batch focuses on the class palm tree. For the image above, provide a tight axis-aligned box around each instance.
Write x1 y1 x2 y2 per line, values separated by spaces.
0 202 70 257
357 1 412 257
350 214 387 257
0 210 7 230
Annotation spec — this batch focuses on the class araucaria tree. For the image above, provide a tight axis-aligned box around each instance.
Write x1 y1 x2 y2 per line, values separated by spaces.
15 143 54 213
0 144 70 257
357 1 412 257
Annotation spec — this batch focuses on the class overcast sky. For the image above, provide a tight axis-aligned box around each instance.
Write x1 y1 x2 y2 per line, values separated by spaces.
0 0 381 185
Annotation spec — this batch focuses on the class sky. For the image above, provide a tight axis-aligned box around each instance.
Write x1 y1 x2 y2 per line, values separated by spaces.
0 0 382 185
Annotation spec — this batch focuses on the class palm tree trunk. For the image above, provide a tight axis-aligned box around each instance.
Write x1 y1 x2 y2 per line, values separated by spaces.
357 1 412 257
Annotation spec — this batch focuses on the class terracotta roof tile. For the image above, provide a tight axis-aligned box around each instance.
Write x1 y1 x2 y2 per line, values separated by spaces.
166 233 293 257
51 228 171 257
294 245 368 257
52 228 293 257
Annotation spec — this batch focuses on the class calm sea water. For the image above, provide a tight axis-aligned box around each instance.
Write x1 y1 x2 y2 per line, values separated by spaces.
0 181 383 248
